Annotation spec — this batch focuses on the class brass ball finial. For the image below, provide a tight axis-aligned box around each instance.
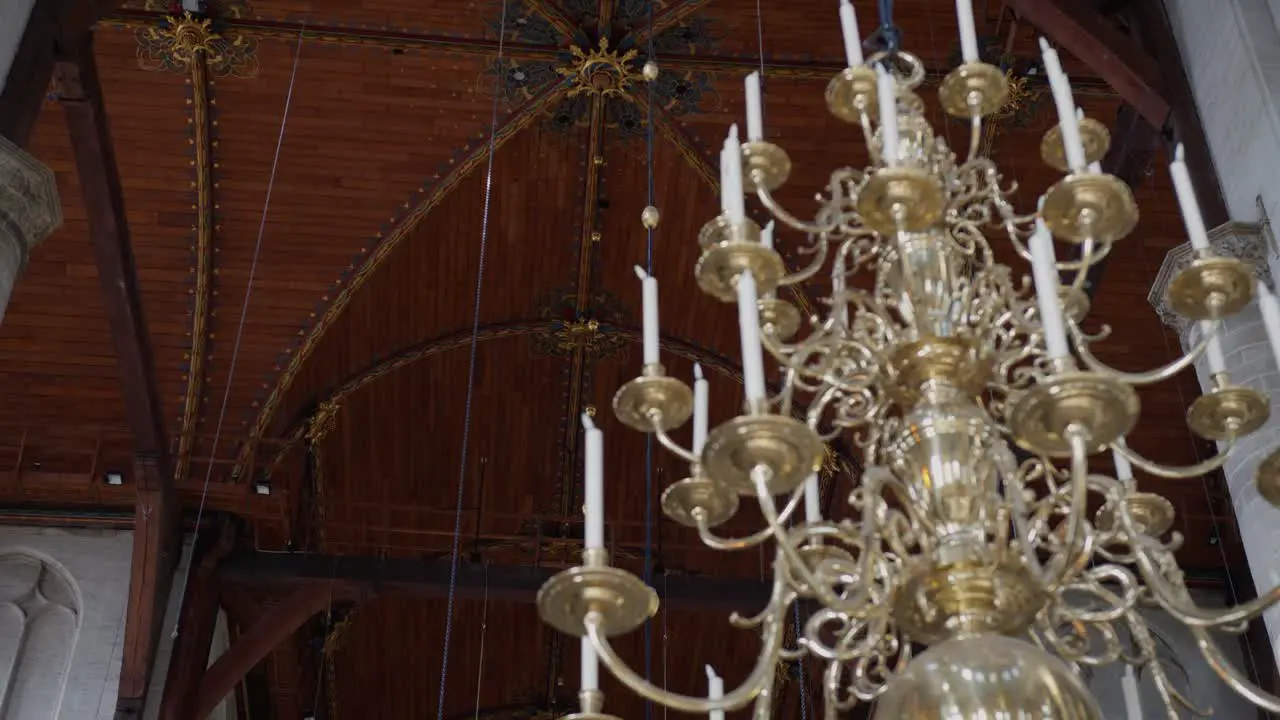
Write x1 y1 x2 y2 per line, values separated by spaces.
585 405 597 417
641 205 660 230
642 60 659 82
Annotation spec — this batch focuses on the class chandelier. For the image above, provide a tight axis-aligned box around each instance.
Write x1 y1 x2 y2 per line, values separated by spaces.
535 2 1280 717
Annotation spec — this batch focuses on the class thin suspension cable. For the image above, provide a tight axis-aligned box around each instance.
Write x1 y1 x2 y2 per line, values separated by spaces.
473 565 491 720
437 4 508 718
643 5 657 720
174 22 306 636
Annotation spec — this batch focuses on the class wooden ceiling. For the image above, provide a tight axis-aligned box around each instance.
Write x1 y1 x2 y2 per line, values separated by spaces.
2 0 1260 717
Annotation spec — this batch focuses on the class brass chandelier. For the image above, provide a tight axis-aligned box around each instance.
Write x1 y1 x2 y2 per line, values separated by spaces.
535 2 1280 718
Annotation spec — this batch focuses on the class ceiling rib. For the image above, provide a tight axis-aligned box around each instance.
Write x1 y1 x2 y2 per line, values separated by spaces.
523 0 580 41
627 0 713 46
626 86 718 190
237 82 571 477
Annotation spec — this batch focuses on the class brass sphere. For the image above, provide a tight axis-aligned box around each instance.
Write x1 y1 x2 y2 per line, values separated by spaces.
873 635 1102 720
641 205 660 230
642 60 659 82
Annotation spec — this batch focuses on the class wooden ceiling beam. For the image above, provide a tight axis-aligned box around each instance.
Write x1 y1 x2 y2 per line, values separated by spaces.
522 0 579 42
627 0 713 47
1007 0 1169 126
54 31 179 717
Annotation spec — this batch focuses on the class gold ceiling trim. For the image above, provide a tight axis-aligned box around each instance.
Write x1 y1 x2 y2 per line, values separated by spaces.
135 12 258 78
557 38 641 99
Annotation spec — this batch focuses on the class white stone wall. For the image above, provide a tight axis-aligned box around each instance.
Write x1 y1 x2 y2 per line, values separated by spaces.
0 0 36 97
0 526 133 719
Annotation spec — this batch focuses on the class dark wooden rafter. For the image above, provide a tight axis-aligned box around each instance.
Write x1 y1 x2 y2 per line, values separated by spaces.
624 86 718 189
0 0 60 145
626 0 712 46
192 582 352 718
1007 0 1169 127
53 28 179 716
523 0 580 42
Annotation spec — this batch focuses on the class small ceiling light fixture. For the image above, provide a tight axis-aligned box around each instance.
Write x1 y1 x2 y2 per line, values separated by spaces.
253 481 271 496
103 472 125 486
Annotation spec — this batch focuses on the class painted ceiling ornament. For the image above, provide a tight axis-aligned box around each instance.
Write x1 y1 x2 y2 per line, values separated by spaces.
532 288 630 360
134 10 258 77
558 38 640 99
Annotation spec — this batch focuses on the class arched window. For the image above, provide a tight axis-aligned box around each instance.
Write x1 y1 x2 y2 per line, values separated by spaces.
0 552 80 719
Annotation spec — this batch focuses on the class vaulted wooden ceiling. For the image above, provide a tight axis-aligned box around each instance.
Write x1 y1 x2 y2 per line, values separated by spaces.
1 0 1258 717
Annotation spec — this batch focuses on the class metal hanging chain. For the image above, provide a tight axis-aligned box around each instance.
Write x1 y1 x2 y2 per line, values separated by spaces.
472 564 491 720
866 0 902 57
174 21 306 638
437 3 508 718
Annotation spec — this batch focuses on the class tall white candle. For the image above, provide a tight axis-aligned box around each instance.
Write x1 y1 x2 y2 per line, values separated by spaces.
737 270 768 403
1038 38 1085 171
706 665 726 720
723 126 746 222
1029 219 1070 359
1201 320 1226 375
745 71 764 142
581 636 599 692
1121 665 1143 719
719 145 732 217
1112 437 1134 483
839 0 864 67
875 65 899 167
693 363 709 455
582 413 604 549
1170 144 1211 251
1258 282 1280 372
634 266 660 365
804 473 821 523
955 0 980 62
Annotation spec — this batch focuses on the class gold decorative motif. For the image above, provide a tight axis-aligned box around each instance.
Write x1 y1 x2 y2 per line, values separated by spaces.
557 38 640 99
307 400 342 446
135 13 258 77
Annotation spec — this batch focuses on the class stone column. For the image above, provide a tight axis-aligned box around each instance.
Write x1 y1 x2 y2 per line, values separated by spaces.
0 134 59 323
1150 220 1280 636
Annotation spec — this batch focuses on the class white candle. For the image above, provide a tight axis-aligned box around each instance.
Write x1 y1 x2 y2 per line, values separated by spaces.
955 0 980 62
723 126 746 222
1258 282 1280 372
719 145 731 217
839 0 863 67
745 71 764 142
693 363 709 455
1121 665 1143 719
581 636 599 691
736 271 767 403
1112 437 1134 483
582 413 604 550
181 0 201 11
1038 38 1085 171
875 65 899 167
706 665 725 720
634 266 660 365
1088 161 1102 174
1201 320 1226 375
1029 219 1070 359
804 473 821 523
1170 144 1211 251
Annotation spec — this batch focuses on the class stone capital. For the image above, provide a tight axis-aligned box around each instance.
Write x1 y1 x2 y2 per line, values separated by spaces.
0 134 61 259
1148 221 1276 343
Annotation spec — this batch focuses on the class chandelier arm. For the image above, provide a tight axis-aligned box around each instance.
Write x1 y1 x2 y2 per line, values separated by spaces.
1110 438 1235 480
1069 318 1219 385
1128 611 1212 718
1192 625 1280 712
1041 429 1092 590
754 184 839 235
695 481 807 551
650 422 699 464
1066 236 1096 293
858 111 876 157
775 235 830 288
1127 539 1280 628
1001 451 1054 586
584 592 787 712
965 115 981 164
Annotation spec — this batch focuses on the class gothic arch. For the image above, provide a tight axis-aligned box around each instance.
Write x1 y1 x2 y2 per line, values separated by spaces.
0 551 80 719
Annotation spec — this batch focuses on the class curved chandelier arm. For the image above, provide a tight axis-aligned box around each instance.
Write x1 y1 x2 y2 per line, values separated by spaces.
775 236 831 288
651 422 699 464
1133 545 1280 628
1069 319 1219 386
696 481 808 551
1193 625 1280 712
755 184 839 235
1042 429 1092 589
1110 439 1235 480
965 115 982 164
584 591 786 712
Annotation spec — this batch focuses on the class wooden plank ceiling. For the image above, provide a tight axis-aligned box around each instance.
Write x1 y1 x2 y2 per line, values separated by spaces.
1 0 1251 716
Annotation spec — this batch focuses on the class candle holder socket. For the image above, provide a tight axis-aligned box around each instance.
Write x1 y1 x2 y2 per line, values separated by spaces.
1187 384 1270 441
1255 448 1280 508
741 141 792 193
825 66 879 124
1059 286 1091 325
1009 372 1140 457
560 689 623 720
661 474 739 528
1096 493 1176 537
1041 173 1139 245
857 167 945 235
938 62 1009 118
757 296 803 340
695 220 786 302
536 548 659 639
1164 256 1256 321
612 364 694 432
788 537 855 597
701 414 823 497
1040 117 1111 173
